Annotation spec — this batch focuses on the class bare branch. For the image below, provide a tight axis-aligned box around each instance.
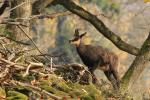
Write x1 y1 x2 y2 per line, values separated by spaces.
0 21 29 27
30 11 72 20
23 62 44 77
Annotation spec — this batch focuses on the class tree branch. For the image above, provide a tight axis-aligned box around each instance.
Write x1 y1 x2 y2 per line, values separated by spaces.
32 0 53 15
51 0 139 56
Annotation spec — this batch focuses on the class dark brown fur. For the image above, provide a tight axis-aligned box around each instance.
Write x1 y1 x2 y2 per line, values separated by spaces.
69 29 120 89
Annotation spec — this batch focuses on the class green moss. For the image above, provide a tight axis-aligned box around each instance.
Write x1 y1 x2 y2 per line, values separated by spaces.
55 91 69 97
12 73 34 82
14 86 31 96
69 89 86 98
40 85 56 94
39 80 50 86
83 84 101 95
80 95 94 100
48 74 61 83
6 91 28 100
52 82 72 93
67 82 81 88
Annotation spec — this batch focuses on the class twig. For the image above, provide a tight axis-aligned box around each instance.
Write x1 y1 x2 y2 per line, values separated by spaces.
23 64 31 77
30 53 64 57
0 58 25 69
10 80 63 100
0 58 43 71
30 11 72 20
0 67 9 78
0 21 29 27
0 65 10 82
52 63 85 69
50 57 53 69
23 62 44 77
0 42 7 54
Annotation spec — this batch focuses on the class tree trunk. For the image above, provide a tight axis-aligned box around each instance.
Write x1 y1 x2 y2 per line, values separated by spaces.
120 33 150 93
7 0 31 40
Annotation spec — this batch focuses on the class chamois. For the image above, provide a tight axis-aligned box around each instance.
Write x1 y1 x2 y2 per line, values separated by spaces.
69 29 120 89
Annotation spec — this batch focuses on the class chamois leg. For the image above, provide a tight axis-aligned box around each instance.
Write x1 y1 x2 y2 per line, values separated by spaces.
112 69 120 88
104 71 119 90
89 68 97 83
110 60 120 88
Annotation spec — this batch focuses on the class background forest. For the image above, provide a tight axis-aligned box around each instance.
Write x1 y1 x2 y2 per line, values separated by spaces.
0 0 150 100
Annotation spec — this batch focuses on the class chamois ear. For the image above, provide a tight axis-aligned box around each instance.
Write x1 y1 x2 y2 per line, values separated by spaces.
74 29 80 37
80 32 87 38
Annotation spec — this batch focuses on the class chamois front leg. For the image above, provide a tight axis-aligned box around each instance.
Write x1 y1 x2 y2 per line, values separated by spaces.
88 68 98 83
111 69 120 88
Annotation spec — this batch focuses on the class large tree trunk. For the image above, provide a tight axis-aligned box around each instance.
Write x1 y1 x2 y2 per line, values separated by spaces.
7 0 31 40
120 33 150 93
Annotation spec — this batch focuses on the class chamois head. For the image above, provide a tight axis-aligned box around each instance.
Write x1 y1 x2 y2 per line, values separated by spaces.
69 29 87 46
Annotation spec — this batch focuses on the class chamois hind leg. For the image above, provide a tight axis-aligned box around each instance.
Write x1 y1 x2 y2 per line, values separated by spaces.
110 59 120 88
112 69 120 88
104 71 119 90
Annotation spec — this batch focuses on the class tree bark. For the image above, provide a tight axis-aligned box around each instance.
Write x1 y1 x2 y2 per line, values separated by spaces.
120 32 150 93
6 0 31 40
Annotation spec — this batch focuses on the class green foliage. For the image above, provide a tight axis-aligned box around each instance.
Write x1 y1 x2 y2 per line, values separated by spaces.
80 95 94 100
